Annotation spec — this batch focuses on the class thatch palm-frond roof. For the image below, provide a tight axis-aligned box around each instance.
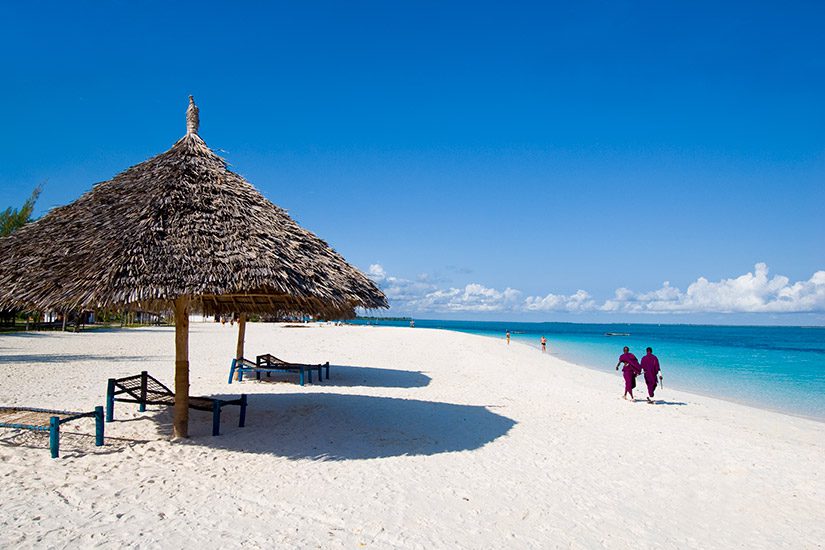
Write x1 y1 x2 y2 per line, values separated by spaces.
0 97 386 317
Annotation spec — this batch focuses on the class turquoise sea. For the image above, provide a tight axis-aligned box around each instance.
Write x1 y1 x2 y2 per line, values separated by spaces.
352 319 825 421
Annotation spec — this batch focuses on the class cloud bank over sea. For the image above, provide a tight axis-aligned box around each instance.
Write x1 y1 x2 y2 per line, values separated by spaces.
367 263 825 318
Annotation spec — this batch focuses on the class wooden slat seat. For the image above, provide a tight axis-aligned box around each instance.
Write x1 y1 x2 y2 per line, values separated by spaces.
228 354 329 386
106 371 247 436
0 405 104 458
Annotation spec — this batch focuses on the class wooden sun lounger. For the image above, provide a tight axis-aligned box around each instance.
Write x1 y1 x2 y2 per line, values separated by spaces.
0 405 104 458
106 371 247 436
228 354 330 386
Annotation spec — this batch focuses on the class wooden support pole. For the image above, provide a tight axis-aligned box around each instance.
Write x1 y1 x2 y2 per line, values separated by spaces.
173 296 190 438
235 313 247 381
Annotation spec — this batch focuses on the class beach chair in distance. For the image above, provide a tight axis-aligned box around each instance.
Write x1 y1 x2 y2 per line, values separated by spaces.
106 371 247 436
227 354 329 386
0 406 104 458
257 353 330 385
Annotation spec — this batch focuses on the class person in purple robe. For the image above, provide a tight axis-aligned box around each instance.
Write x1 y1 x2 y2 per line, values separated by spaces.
640 347 662 403
615 346 641 401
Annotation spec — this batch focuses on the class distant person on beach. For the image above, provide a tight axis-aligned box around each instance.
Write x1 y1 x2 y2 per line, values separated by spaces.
640 347 662 403
615 346 641 400
506 330 511 345
410 319 415 328
540 336 547 353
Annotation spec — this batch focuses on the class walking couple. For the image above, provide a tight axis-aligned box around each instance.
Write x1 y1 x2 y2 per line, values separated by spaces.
615 346 662 403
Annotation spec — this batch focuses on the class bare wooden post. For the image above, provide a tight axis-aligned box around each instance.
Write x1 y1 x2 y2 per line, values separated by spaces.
61 309 68 332
235 313 247 381
173 296 190 438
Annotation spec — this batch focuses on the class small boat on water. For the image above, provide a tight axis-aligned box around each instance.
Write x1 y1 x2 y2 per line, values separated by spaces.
604 332 631 337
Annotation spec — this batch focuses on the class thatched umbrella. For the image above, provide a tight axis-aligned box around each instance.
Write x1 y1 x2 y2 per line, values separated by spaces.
0 96 387 437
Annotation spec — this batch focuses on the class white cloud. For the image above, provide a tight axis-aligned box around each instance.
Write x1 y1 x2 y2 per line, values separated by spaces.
367 263 520 313
367 263 438 303
523 290 596 312
367 263 387 283
604 263 825 314
409 283 522 313
367 262 825 315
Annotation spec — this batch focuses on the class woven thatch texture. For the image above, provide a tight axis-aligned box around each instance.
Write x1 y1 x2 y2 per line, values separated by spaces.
0 110 386 316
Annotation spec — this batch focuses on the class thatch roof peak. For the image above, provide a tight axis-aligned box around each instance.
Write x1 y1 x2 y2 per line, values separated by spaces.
186 95 200 135
0 97 387 317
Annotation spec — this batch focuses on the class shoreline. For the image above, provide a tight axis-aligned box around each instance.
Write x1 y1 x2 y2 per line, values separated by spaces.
502 332 825 425
356 319 825 423
403 324 825 426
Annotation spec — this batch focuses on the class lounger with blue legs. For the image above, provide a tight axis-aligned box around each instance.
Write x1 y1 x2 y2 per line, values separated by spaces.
106 371 247 436
228 354 329 386
0 405 104 458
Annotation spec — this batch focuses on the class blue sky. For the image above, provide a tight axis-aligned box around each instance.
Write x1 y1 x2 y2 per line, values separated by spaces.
1 1 823 324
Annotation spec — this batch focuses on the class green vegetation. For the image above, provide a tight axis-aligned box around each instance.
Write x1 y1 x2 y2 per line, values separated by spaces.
1 184 42 237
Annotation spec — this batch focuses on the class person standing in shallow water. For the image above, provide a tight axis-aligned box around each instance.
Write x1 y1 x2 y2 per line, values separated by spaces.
505 330 511 345
540 336 547 353
640 347 662 403
615 346 641 401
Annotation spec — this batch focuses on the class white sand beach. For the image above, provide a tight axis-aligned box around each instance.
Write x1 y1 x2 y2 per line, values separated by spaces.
0 323 823 548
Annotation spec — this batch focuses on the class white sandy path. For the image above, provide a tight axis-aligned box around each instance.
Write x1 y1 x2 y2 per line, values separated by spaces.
0 323 823 549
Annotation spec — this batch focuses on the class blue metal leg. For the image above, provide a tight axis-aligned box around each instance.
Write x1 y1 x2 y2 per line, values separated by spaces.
308 367 313 384
228 359 236 384
49 416 60 458
239 394 247 428
212 400 221 436
324 362 330 380
95 406 104 446
299 368 305 386
106 378 115 422
139 371 148 412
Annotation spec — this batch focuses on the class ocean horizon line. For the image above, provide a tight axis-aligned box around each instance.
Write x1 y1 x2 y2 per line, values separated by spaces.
357 316 825 330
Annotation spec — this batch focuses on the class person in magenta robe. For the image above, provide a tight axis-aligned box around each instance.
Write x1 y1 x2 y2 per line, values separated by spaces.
615 346 641 400
640 347 662 403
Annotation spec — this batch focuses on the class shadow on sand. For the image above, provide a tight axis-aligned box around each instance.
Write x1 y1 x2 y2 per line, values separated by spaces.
651 400 688 406
0 331 53 339
0 353 162 364
150 393 516 461
0 429 152 458
250 364 431 389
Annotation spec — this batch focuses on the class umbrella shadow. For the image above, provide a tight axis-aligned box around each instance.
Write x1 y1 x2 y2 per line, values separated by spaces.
0 354 162 364
153 393 516 461
0 331 51 338
250 365 431 389
87 327 173 333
